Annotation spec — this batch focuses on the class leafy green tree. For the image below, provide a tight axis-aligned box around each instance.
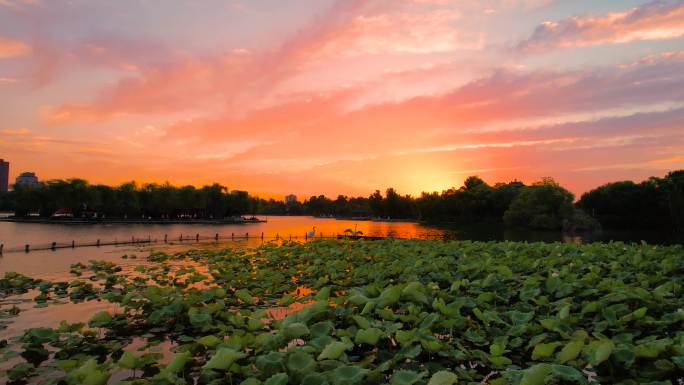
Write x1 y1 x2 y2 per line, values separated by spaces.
504 178 574 230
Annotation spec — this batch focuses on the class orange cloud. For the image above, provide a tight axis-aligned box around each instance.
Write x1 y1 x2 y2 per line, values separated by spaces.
1 127 29 135
0 37 30 58
519 0 684 52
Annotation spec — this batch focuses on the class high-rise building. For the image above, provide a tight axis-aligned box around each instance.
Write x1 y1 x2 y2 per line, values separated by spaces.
0 159 8 193
15 171 39 187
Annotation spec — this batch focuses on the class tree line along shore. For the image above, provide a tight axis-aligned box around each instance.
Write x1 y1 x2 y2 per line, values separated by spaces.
0 170 682 233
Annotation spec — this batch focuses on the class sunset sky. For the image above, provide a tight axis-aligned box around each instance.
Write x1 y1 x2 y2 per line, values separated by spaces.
1 0 683 199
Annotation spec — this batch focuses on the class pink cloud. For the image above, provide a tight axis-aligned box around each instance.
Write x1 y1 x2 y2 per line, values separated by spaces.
519 0 684 52
42 0 486 123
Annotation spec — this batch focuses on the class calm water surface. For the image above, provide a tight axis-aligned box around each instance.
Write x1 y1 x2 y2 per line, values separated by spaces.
0 215 678 277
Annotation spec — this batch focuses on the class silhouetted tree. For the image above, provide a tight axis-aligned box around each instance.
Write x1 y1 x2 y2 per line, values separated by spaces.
369 190 384 217
578 176 671 229
504 178 574 230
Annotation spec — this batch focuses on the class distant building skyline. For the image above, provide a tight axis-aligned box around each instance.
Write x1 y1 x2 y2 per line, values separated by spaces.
15 171 39 187
0 159 8 193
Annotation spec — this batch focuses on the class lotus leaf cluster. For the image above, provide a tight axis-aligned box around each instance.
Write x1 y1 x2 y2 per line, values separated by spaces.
1 239 684 384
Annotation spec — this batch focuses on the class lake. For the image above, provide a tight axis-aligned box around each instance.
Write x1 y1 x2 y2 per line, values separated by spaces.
0 215 679 278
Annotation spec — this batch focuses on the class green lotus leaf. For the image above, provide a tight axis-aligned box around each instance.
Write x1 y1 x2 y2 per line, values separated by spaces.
117 351 142 369
264 373 288 385
557 340 584 363
82 370 110 385
198 335 222 347
71 359 110 385
88 311 113 328
634 339 670 358
490 355 513 366
330 366 368 385
672 356 684 369
490 343 505 357
550 365 585 382
284 322 310 340
613 346 636 368
419 313 440 329
256 351 286 376
396 329 417 346
581 301 599 314
539 319 559 331
378 285 402 307
531 342 562 360
348 294 370 306
318 341 352 360
22 327 59 344
248 318 264 331
477 292 496 303
57 359 79 372
279 295 296 306
585 339 614 366
189 308 213 329
240 378 262 385
203 347 246 371
7 362 35 381
57 321 84 333
301 372 330 385
519 286 541 302
402 282 428 304
508 310 535 324
421 337 442 352
520 363 552 385
310 321 334 338
355 327 384 345
165 351 190 373
235 288 254 304
352 315 371 329
361 301 376 315
427 370 458 385
309 335 334 350
376 308 397 320
558 304 571 319
315 287 331 300
654 359 674 371
390 370 426 385
570 330 589 341
287 351 315 373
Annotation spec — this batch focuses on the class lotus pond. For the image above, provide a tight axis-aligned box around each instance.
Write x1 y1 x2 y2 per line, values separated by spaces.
1 239 684 385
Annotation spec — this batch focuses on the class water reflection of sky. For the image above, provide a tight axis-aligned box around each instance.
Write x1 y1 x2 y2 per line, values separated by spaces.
0 216 679 278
